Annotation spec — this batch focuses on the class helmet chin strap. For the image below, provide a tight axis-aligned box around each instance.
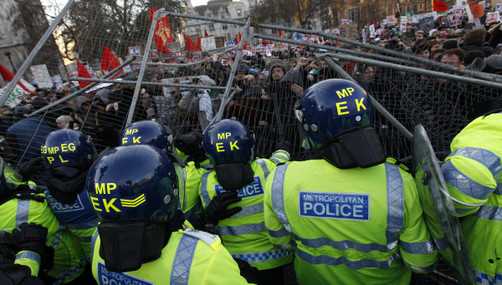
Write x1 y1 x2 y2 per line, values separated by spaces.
320 127 386 169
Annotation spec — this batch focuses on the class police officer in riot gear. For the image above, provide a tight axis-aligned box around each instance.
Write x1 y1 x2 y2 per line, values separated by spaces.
184 119 292 285
40 129 99 263
264 79 438 284
441 99 502 284
86 144 250 284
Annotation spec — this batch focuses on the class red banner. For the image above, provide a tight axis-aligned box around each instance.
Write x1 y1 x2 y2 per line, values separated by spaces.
149 8 173 53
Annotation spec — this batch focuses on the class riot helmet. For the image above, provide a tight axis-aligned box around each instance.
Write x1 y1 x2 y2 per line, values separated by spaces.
86 144 178 222
203 119 254 190
86 144 179 272
203 119 254 166
296 79 384 168
41 129 96 167
119 120 173 153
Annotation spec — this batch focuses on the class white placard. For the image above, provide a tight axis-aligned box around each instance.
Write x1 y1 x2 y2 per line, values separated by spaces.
201 37 216 51
30 64 53 89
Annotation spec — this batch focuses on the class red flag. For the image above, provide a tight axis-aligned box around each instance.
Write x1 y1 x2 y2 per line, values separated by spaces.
470 5 483 18
196 37 202 52
184 35 197 52
100 45 122 74
279 30 283 38
204 29 209 37
149 8 173 53
238 32 242 42
433 0 448 11
235 34 240 45
371 19 376 26
0 62 34 94
77 60 92 88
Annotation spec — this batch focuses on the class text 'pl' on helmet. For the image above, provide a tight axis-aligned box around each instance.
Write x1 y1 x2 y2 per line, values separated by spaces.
295 79 373 150
203 119 254 166
119 120 173 153
41 129 95 167
86 144 178 222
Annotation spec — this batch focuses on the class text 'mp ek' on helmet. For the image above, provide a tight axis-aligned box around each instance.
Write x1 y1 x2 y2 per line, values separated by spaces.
296 79 373 150
119 120 173 153
203 119 254 166
41 129 96 167
86 144 178 222
203 119 255 190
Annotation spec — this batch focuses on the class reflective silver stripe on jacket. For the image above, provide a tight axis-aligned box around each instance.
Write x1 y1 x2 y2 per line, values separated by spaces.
232 249 291 263
15 199 30 226
449 147 502 179
385 163 404 250
270 150 290 165
16 251 41 264
297 248 401 270
230 203 263 219
200 172 211 207
255 159 271 179
90 231 99 264
270 164 291 232
443 160 496 201
170 234 198 285
400 240 436 254
475 205 502 222
218 222 266 236
443 147 502 200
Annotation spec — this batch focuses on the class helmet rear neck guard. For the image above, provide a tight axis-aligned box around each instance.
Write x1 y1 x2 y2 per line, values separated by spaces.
320 127 385 169
98 220 167 272
214 162 254 191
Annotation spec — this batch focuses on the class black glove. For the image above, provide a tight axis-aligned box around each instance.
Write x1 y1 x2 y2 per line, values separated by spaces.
17 157 45 182
0 231 18 265
202 191 242 225
275 140 292 154
174 132 207 163
12 223 53 273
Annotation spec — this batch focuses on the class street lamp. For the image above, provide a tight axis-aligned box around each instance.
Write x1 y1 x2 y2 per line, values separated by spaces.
4 51 16 73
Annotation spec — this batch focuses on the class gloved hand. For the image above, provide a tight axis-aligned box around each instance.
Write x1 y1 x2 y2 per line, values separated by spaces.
0 231 18 265
202 191 242 225
174 132 207 163
17 157 45 181
12 223 53 273
275 140 292 153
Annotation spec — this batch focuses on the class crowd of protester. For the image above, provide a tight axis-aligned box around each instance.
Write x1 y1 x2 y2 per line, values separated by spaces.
1 15 502 167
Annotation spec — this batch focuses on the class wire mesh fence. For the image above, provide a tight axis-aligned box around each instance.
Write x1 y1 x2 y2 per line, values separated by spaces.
3 3 502 170
3 2 502 283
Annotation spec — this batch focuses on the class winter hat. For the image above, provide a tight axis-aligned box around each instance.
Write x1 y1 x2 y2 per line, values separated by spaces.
442 39 459 50
484 54 502 73
76 96 90 109
268 60 287 74
31 96 48 110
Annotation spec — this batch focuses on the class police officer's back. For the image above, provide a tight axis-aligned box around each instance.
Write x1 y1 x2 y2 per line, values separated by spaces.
263 79 438 284
86 144 250 284
441 100 502 284
185 119 292 284
40 129 99 261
